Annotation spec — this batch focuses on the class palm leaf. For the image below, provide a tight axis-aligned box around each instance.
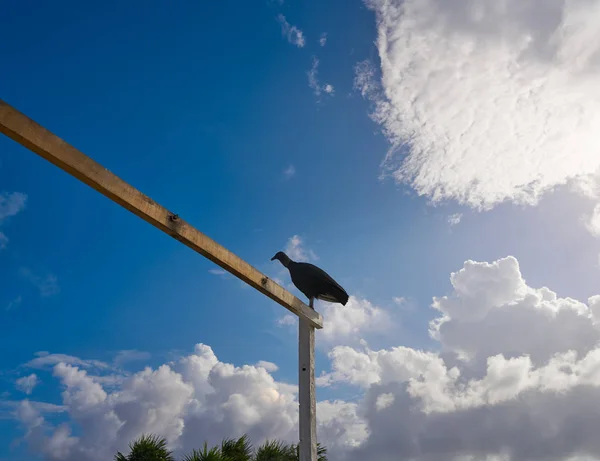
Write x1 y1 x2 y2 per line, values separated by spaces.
221 434 253 461
254 440 296 461
113 434 175 461
182 442 226 461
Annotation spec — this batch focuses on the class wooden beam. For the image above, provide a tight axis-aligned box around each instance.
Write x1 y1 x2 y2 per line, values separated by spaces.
299 298 317 461
0 99 323 329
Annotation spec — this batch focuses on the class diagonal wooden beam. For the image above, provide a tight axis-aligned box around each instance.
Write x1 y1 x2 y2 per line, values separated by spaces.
0 99 323 329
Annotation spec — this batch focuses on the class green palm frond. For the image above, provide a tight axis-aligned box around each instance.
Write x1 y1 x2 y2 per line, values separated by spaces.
113 434 175 461
115 434 328 461
254 439 296 461
182 442 226 461
221 434 253 461
316 442 328 461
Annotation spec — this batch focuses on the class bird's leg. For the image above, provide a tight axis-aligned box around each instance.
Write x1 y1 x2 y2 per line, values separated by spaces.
309 297 314 310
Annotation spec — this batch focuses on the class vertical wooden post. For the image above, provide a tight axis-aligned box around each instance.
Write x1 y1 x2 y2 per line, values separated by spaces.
299 298 317 461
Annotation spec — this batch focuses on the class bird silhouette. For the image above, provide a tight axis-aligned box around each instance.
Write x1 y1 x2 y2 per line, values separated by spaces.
271 251 349 308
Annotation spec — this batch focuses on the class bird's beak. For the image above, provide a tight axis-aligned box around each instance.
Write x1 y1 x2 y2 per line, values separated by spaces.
270 255 277 261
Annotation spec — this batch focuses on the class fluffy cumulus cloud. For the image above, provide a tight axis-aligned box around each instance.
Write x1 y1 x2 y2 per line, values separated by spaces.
360 0 600 211
12 344 361 461
320 256 600 461
319 296 391 345
13 256 600 461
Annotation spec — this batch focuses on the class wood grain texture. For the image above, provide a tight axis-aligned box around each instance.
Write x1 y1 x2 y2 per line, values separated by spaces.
299 299 317 461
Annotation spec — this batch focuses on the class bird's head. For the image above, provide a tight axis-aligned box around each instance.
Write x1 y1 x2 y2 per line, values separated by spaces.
271 251 291 267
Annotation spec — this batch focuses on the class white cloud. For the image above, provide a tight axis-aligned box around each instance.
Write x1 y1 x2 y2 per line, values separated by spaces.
353 60 378 99
277 314 297 326
447 213 463 226
374 393 394 411
16 374 40 395
316 400 368 449
284 235 318 263
283 164 296 179
585 204 600 237
19 268 60 297
319 296 392 345
276 14 305 48
277 295 392 349
255 361 279 373
208 268 227 277
308 57 321 96
319 33 328 47
361 0 600 211
307 57 335 99
429 256 600 366
0 231 8 250
318 255 600 461
0 191 27 221
13 343 361 461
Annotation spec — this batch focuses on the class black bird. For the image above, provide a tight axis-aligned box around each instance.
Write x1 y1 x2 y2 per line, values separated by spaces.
271 251 349 307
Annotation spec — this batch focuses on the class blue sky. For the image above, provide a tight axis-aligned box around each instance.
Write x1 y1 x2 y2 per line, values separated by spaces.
3 1 600 460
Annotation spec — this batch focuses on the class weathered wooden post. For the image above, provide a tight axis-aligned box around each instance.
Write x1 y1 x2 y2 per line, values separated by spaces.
299 298 317 461
0 99 321 461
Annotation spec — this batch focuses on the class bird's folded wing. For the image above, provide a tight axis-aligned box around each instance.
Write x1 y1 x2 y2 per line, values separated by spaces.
316 292 340 303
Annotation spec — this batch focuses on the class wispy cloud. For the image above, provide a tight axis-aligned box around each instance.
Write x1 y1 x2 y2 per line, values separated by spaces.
0 399 65 420
353 60 378 99
307 57 334 100
15 374 39 395
6 296 22 311
319 33 327 47
448 213 463 227
19 268 60 297
0 192 27 221
208 268 228 278
24 352 112 372
283 164 296 179
392 296 406 305
0 191 27 250
276 14 305 48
